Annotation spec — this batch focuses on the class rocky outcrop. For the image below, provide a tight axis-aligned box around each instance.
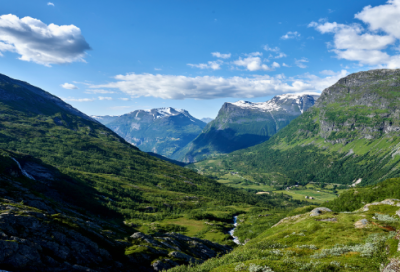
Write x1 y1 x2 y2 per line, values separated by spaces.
309 207 332 216
314 69 400 142
127 232 232 270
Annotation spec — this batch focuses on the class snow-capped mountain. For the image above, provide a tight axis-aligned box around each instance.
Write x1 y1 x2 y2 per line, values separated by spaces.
173 93 319 162
94 107 206 158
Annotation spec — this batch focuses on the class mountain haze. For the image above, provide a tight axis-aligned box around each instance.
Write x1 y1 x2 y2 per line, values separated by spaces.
174 93 319 162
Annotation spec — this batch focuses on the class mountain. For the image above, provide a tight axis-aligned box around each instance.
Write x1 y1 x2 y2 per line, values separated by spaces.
0 73 296 271
173 93 319 162
95 107 206 158
91 115 119 125
191 69 400 189
201 117 213 123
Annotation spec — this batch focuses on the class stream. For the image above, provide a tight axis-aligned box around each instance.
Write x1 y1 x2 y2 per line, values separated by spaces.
228 215 240 244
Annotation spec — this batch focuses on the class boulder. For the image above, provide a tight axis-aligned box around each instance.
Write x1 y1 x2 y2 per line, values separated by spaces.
309 207 332 217
355 219 369 229
382 258 400 272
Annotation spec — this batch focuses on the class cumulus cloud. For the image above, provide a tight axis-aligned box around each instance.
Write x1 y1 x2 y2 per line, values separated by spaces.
119 98 129 101
98 96 112 100
0 14 91 66
309 0 400 68
89 70 348 100
281 31 300 40
211 52 231 59
282 63 291 67
62 97 95 102
188 60 222 70
295 58 309 68
47 2 55 6
233 52 274 71
61 83 78 89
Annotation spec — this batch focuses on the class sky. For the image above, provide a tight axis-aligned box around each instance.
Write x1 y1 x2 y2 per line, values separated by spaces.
1 0 400 119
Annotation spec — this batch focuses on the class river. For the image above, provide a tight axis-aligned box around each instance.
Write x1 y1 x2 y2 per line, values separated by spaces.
228 215 240 244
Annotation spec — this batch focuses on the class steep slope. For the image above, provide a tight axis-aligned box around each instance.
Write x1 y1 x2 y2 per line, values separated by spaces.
96 108 206 158
192 69 400 188
174 94 319 162
0 73 297 271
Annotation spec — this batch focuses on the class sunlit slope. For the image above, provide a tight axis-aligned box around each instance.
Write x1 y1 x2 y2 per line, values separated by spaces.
191 69 400 187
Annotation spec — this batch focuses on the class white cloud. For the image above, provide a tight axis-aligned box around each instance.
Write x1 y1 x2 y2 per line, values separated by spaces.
89 70 348 100
62 97 95 102
355 0 400 39
272 62 280 68
119 98 129 101
84 89 115 94
264 45 287 59
188 60 222 70
154 68 162 71
211 52 231 59
295 58 309 68
47 2 55 6
282 63 291 67
233 52 274 71
61 83 78 89
98 96 112 100
281 31 301 40
309 0 400 68
0 14 90 66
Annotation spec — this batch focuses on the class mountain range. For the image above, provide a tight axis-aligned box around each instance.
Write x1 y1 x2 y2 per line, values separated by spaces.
173 93 319 162
93 108 206 158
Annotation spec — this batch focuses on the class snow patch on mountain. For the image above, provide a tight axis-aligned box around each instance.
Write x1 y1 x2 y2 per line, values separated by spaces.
230 93 320 113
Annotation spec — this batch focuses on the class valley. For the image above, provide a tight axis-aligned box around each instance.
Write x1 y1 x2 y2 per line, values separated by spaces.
2 69 400 271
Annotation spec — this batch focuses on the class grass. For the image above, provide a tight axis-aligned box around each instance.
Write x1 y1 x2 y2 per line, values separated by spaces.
169 201 400 272
273 189 338 203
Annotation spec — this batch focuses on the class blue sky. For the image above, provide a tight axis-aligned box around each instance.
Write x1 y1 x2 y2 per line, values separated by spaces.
0 0 399 119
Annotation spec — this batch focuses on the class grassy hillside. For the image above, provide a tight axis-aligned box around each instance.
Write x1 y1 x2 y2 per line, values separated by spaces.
170 177 400 272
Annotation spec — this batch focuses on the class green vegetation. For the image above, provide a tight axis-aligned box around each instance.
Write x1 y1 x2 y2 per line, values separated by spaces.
170 198 400 271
